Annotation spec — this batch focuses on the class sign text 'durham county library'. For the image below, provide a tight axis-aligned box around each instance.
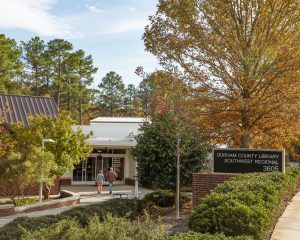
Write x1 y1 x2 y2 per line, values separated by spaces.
213 149 285 173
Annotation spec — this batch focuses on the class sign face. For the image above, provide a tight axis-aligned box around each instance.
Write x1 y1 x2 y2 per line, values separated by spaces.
213 148 285 173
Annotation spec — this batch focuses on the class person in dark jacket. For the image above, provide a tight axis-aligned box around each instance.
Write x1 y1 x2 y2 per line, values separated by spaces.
106 167 117 194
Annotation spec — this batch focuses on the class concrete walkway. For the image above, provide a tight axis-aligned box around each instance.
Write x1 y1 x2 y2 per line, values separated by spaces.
271 192 300 240
0 184 152 228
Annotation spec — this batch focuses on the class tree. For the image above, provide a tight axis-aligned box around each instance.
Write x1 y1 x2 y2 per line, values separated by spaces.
136 74 155 115
73 50 98 124
98 71 126 116
123 84 137 116
0 34 23 94
1 111 92 199
143 70 199 218
21 37 47 95
0 152 32 204
25 146 56 201
144 0 300 148
135 113 210 189
46 39 73 109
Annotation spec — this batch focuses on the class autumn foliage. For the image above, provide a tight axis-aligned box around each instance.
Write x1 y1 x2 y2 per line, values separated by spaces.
144 0 300 149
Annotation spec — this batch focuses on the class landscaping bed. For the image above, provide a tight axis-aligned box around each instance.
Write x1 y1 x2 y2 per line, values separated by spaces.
1 168 300 240
0 190 79 217
0 198 37 207
189 167 300 240
0 198 141 240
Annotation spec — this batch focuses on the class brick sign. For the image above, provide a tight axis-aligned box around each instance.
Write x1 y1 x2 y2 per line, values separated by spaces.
213 148 285 173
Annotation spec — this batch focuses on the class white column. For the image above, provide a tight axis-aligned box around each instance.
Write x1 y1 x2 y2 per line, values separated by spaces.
134 159 139 198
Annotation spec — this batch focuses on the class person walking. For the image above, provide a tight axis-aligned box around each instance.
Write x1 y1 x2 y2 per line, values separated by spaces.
96 170 105 194
106 167 117 194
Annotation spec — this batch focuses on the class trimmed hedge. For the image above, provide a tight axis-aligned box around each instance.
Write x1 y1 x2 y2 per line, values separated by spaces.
21 214 165 240
0 198 141 240
168 232 253 240
189 167 300 240
142 189 191 208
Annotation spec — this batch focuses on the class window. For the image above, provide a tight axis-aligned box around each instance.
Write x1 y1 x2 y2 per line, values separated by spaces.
92 148 126 154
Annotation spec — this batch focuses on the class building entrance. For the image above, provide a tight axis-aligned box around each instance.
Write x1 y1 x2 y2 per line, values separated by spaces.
73 155 124 184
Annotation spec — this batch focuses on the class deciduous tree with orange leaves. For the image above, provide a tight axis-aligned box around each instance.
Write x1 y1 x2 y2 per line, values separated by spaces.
144 0 300 148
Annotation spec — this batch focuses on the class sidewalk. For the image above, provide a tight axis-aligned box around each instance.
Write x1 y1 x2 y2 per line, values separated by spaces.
271 192 300 240
0 184 152 228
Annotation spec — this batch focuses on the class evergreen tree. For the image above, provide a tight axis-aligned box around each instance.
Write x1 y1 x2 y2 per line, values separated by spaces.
135 113 211 189
46 39 73 109
21 37 47 95
0 34 23 94
98 71 126 116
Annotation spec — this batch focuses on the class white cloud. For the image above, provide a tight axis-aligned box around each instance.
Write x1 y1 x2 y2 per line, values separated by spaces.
128 7 136 12
100 20 147 35
85 4 104 14
0 0 74 37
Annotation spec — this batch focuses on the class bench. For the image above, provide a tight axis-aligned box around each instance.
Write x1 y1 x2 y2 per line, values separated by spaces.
113 192 128 198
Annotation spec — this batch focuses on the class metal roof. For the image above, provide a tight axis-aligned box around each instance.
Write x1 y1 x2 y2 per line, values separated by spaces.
0 94 58 126
90 117 147 124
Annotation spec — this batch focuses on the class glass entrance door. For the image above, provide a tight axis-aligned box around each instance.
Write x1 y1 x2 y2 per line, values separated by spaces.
73 157 96 183
95 156 112 179
73 155 124 183
85 157 96 182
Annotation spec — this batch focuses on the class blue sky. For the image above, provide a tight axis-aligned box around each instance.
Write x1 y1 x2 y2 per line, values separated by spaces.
0 0 159 87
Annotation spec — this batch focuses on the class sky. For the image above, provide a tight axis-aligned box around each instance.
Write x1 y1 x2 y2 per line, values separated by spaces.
0 0 159 87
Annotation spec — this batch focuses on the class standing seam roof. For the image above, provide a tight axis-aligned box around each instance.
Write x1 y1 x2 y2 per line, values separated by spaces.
0 94 59 126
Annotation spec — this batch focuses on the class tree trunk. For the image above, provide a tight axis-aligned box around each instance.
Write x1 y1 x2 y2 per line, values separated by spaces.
79 97 82 125
35 67 39 95
176 137 181 219
241 108 251 148
56 55 62 110
67 80 71 111
43 184 51 201
56 85 61 110
240 134 250 148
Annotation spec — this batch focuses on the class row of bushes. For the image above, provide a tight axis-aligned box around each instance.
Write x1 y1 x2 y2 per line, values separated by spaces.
189 167 300 240
20 219 252 240
4 170 298 240
21 213 165 240
0 190 191 240
0 198 141 240
8 214 252 240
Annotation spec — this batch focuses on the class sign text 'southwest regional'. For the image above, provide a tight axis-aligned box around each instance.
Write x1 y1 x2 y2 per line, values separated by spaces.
213 149 285 173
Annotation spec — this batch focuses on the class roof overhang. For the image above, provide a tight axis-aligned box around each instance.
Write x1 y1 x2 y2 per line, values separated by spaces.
87 137 136 147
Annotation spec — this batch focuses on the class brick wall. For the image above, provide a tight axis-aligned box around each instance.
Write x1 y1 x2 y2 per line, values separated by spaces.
0 191 80 217
15 198 80 214
192 173 235 207
0 178 60 197
0 205 14 217
60 178 72 185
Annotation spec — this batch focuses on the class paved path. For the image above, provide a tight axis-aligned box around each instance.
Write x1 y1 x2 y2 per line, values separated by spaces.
271 192 300 240
0 185 152 228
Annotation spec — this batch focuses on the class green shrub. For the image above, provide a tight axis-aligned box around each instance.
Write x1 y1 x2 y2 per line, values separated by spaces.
61 198 141 226
0 198 37 206
142 189 191 208
21 213 165 240
15 198 38 206
0 215 63 240
189 167 300 240
168 232 253 240
21 219 83 240
0 199 141 240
